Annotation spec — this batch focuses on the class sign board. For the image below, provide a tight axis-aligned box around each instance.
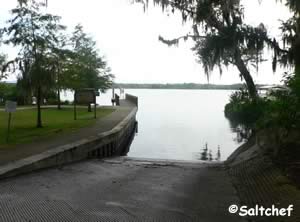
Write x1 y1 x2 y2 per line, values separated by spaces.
5 101 17 113
5 100 17 142
75 89 96 105
74 89 98 120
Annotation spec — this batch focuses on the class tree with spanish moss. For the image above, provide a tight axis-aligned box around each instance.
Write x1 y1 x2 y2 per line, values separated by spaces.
0 54 7 81
136 0 285 101
0 30 8 81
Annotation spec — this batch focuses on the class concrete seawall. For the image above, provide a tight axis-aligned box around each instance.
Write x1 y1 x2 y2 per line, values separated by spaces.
125 93 138 107
0 96 138 179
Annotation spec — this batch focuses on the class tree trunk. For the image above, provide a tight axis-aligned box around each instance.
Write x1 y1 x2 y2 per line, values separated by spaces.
88 103 92 112
57 67 62 110
57 89 61 110
294 35 300 72
234 49 258 101
36 86 43 128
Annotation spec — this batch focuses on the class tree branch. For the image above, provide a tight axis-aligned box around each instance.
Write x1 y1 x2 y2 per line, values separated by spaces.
265 38 289 54
158 34 206 46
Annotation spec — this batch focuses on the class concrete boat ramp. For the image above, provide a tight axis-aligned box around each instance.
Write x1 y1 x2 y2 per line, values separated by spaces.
0 95 244 221
0 157 243 222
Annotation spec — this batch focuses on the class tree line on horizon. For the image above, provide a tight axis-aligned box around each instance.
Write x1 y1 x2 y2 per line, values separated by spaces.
116 83 268 90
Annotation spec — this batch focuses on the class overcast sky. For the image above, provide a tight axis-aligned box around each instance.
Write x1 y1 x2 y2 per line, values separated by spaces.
0 0 292 84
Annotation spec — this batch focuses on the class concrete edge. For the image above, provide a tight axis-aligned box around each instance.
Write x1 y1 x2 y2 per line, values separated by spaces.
0 106 138 179
225 136 256 165
101 156 224 168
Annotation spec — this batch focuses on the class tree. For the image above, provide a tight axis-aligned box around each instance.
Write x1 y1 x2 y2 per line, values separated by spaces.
17 0 48 6
270 1 300 97
136 0 282 101
68 24 114 91
0 54 8 81
66 24 114 111
48 35 74 109
0 29 8 81
3 1 65 127
277 0 300 71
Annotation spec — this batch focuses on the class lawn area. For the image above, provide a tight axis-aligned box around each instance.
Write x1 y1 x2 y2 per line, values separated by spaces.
0 107 114 146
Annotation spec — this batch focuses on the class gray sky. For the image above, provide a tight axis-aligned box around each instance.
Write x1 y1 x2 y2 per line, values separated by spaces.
0 0 292 84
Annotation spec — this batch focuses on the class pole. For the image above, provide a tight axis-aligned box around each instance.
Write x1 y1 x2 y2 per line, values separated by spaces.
74 92 77 120
112 87 115 106
6 112 12 143
94 96 97 119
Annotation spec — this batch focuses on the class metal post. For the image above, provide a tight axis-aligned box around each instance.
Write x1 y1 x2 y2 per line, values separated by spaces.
94 97 97 119
74 92 77 120
112 87 115 106
6 112 12 143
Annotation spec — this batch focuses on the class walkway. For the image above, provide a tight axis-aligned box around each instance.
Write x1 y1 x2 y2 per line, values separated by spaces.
0 157 243 222
0 101 134 166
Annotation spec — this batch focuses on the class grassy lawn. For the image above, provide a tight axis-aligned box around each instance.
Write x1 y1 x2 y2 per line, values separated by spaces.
0 107 114 146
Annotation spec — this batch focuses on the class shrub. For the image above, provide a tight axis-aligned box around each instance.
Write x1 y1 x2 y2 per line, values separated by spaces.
225 88 269 128
259 73 300 132
260 91 299 131
0 83 18 105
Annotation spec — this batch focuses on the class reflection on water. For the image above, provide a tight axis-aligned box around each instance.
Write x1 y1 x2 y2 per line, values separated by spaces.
227 118 252 144
121 121 139 156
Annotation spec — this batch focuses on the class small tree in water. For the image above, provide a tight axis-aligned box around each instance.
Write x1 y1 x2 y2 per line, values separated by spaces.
200 143 208 161
208 150 213 161
216 146 221 161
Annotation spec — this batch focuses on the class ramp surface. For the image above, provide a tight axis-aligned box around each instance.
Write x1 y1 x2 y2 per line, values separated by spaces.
0 157 243 222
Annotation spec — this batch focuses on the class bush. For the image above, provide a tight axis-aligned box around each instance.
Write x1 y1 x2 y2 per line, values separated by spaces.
259 73 300 132
259 91 300 131
224 88 269 128
62 100 71 105
225 73 300 170
0 83 18 105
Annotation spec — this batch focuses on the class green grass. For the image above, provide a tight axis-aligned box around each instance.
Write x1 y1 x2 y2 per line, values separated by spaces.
0 107 114 146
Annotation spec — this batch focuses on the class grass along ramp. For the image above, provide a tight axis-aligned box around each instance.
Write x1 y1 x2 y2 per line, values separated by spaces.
0 107 114 147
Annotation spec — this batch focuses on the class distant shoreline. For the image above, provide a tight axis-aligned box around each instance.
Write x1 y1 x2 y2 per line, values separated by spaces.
115 83 267 90
1 82 272 91
121 87 235 90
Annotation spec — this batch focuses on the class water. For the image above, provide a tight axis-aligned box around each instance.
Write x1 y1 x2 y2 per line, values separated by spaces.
62 89 242 161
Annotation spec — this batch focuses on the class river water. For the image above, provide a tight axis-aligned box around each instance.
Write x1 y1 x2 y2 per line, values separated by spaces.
62 89 242 161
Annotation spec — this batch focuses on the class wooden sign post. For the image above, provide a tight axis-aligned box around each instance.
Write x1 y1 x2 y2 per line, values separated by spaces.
74 89 97 120
5 101 17 142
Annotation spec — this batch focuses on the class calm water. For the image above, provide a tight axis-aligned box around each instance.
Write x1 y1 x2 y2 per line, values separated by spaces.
62 89 242 161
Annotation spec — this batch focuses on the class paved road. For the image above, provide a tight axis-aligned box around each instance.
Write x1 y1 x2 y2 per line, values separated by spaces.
0 157 243 222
